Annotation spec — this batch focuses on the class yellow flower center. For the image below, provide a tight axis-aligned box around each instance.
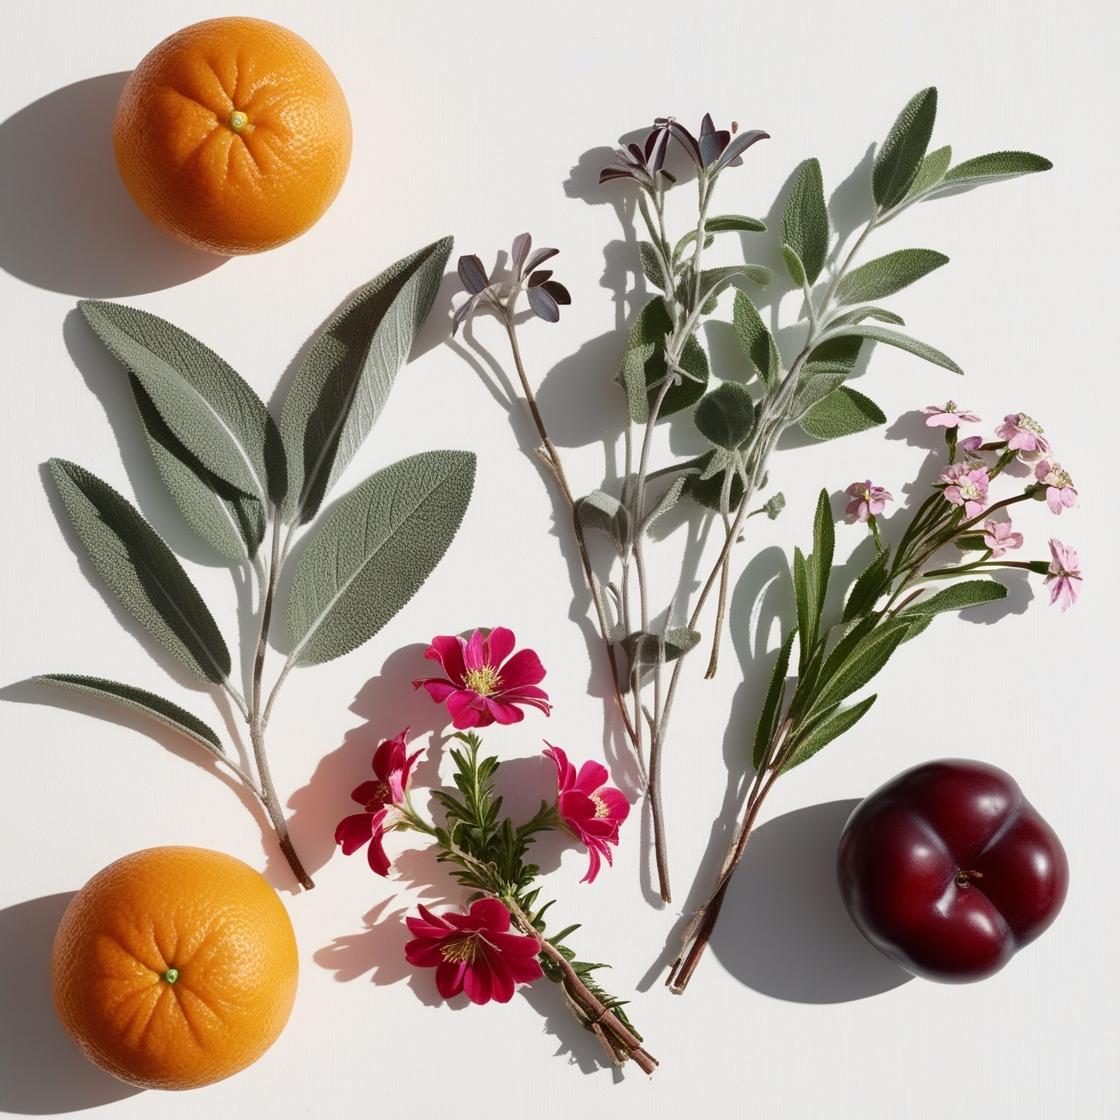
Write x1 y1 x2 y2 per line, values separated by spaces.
464 665 501 696
590 791 610 818
440 936 478 964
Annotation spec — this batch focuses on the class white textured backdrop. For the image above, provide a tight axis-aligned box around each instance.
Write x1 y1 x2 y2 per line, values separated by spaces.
2 1 1117 1117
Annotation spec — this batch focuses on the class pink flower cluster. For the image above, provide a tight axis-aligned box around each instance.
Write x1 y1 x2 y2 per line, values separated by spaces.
845 480 892 522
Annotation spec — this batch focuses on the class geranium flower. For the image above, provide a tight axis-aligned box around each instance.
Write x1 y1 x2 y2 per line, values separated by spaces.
940 462 989 518
844 480 892 523
1034 460 1078 514
544 744 629 883
404 898 542 1005
1044 538 1082 611
995 412 1051 460
413 627 551 729
335 729 420 876
924 401 980 428
982 519 1024 558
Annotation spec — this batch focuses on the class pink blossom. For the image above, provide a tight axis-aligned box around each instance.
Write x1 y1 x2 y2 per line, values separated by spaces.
335 729 421 876
413 627 551 729
1044 539 1081 611
959 435 984 453
940 462 989 518
544 744 629 884
995 412 1051 460
404 898 542 1005
924 401 981 428
1034 460 1078 515
844 480 892 523
981 519 1024 558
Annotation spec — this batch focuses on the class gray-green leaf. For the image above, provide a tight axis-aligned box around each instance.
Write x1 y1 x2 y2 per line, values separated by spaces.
873 87 938 209
732 290 781 388
782 695 877 772
577 490 630 551
807 618 910 719
623 627 700 677
638 242 667 291
898 579 1007 618
836 249 948 305
903 144 952 202
35 674 225 755
280 237 453 525
824 325 962 373
643 475 686 533
780 158 830 286
49 459 231 683
800 386 887 441
753 628 796 769
79 300 280 508
935 151 1053 194
286 450 475 666
694 382 756 449
824 305 906 330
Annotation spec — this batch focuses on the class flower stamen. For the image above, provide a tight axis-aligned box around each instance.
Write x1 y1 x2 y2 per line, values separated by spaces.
440 936 479 964
463 665 502 696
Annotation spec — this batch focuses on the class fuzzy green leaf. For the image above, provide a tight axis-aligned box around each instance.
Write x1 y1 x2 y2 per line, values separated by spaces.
35 674 225 755
694 382 756 449
280 237 453 525
811 489 835 628
826 325 962 373
682 450 746 512
48 460 230 683
873 87 938 209
638 242 667 291
623 628 701 677
780 244 807 288
903 144 952 201
287 450 475 666
705 214 767 233
935 151 1053 194
792 547 814 673
753 628 796 769
577 490 630 551
643 475 686 532
898 579 1007 618
824 306 906 330
692 265 771 311
807 619 910 718
800 386 887 441
836 249 948 305
732 290 781 388
783 694 877 772
780 158 829 286
843 550 891 622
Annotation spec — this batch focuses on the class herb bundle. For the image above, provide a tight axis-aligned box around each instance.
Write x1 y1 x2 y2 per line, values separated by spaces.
35 239 475 888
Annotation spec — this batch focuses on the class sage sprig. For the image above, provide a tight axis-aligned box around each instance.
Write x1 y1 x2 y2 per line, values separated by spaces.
35 238 476 889
449 90 1051 903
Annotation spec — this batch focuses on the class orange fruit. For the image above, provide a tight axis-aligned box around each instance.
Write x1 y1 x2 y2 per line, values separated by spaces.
113 17 352 255
52 846 298 1090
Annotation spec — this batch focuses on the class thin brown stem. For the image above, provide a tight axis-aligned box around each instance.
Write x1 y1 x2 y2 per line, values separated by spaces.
248 719 313 889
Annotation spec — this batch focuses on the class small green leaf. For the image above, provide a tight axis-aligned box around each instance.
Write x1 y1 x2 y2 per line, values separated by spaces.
800 386 887 440
35 674 225 755
898 579 1007 618
811 489 835 629
48 460 230 683
792 546 815 672
623 628 701 678
824 305 906 330
705 214 767 233
781 244 807 288
765 492 786 520
782 695 877 772
802 335 865 379
732 290 781 389
694 383 756 449
691 265 771 310
903 144 952 201
576 490 630 551
780 158 829 286
936 151 1053 193
753 628 797 769
825 325 962 373
286 450 476 666
643 476 686 533
638 242 667 291
843 550 891 622
807 618 910 718
836 249 948 305
280 237 453 524
873 88 938 209
682 451 746 512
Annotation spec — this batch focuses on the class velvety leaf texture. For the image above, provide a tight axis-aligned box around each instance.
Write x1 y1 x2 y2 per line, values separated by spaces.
938 151 1053 192
836 249 948 305
780 158 829 285
695 382 755 449
782 694 877 771
900 579 1007 617
732 290 781 388
48 459 231 683
827 325 962 373
577 490 630 550
873 87 938 209
287 450 476 666
753 628 796 769
280 236 453 524
800 386 886 440
79 300 280 508
35 674 225 754
903 144 952 201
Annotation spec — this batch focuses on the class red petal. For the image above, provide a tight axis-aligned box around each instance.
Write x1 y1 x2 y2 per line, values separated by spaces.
497 648 546 689
463 960 493 1004
447 689 490 728
404 939 444 967
425 635 467 683
485 951 516 1004
469 897 511 933
416 677 458 702
350 780 385 808
436 960 467 998
483 697 526 725
597 787 630 824
485 626 516 667
573 759 609 794
366 825 391 876
543 743 573 790
335 813 374 854
464 629 486 671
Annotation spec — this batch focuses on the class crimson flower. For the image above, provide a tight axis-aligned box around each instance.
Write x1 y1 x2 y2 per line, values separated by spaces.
335 729 420 876
404 898 543 1005
544 744 629 883
413 627 551 729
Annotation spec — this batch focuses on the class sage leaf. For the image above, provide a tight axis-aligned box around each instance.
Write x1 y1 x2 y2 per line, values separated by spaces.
577 490 630 551
811 489 834 632
131 384 264 562
807 618 910 719
753 628 796 769
843 549 891 622
792 335 864 419
825 325 962 374
280 237 453 525
642 475 686 533
903 144 952 201
683 450 746 512
800 386 887 441
638 242 667 291
688 265 771 313
782 694 877 772
49 459 231 683
792 546 815 673
704 214 766 233
835 249 948 305
824 305 906 330
781 244 807 288
732 290 781 388
934 151 1053 194
873 87 938 210
780 158 829 286
79 300 281 507
286 450 475 666
898 579 1007 618
623 628 700 678
35 674 225 755
694 382 756 450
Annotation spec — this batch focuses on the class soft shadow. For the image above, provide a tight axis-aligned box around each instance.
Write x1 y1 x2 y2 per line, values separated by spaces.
0 74 225 296
0 892 143 1114
710 799 913 1002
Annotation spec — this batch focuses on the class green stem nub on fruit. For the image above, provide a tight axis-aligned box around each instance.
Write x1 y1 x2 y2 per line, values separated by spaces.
162 967 180 984
228 110 249 133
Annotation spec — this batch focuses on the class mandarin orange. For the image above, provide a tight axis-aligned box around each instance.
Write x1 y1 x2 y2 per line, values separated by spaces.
113 17 351 254
52 846 298 1090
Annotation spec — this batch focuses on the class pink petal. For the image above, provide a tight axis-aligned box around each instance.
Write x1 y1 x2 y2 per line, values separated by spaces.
581 844 603 884
491 931 542 957
416 677 458 703
485 626 517 667
447 689 491 728
496 648 546 690
464 629 486 671
573 759 609 794
482 697 526 724
425 635 466 684
596 787 630 823
1046 489 1062 514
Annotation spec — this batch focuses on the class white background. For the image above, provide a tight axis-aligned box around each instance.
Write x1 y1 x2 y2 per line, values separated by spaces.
2 1 1117 1117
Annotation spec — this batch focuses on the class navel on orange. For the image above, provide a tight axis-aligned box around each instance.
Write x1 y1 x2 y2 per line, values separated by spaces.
52 846 298 1090
113 17 352 255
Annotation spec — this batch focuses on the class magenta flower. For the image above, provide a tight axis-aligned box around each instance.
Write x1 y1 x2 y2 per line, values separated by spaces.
404 898 542 1005
995 412 1051 460
413 627 551 729
1034 460 1078 515
1044 539 1082 611
335 729 421 876
844 480 892 523
924 401 980 428
940 462 989 518
544 744 629 883
982 519 1024 558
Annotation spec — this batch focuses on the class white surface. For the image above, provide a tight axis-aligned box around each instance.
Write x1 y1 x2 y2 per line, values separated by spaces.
2 1 1117 1117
